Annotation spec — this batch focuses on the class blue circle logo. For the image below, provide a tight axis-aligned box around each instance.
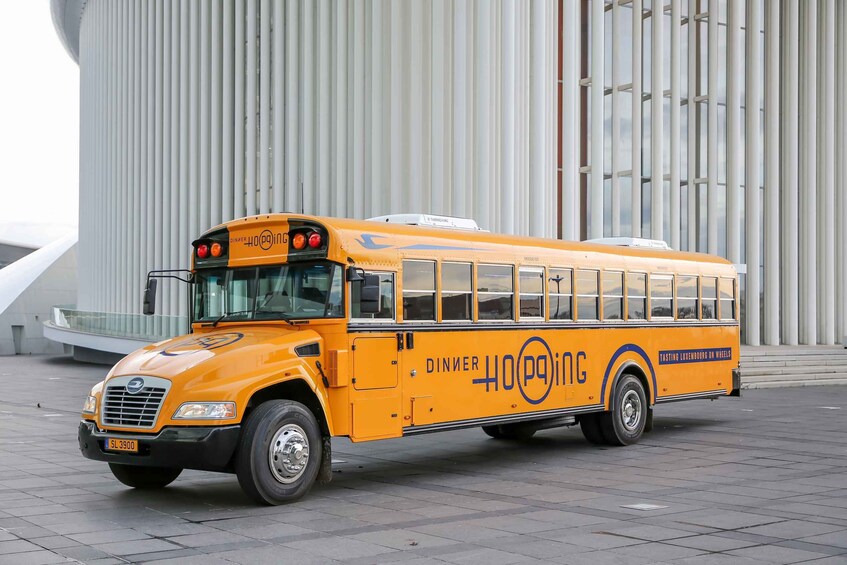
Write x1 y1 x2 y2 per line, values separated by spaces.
516 337 555 405
126 377 145 394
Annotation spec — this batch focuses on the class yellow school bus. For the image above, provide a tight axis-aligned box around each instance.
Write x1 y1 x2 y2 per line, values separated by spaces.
78 213 740 504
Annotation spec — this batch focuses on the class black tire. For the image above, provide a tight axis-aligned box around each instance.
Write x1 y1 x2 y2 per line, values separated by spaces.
108 463 182 489
482 425 506 439
579 413 606 445
483 423 536 440
235 400 322 505
599 374 648 446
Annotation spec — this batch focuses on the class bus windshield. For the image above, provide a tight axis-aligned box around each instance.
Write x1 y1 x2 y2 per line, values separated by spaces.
193 261 344 322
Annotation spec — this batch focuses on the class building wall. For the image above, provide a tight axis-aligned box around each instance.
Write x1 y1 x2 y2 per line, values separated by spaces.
0 246 77 355
561 0 847 345
67 0 847 345
76 0 559 324
0 243 36 269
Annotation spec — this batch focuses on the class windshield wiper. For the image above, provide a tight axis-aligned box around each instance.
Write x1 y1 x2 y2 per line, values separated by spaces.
208 310 253 327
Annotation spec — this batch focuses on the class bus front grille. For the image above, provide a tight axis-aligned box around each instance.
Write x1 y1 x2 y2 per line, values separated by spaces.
102 386 166 428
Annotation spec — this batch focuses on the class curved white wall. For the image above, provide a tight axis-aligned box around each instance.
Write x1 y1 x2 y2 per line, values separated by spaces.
77 0 559 321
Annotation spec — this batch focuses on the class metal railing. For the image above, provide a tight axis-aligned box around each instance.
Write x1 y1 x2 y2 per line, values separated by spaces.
51 306 187 342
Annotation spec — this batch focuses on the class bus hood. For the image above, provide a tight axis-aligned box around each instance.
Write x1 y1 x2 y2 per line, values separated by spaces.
111 326 322 383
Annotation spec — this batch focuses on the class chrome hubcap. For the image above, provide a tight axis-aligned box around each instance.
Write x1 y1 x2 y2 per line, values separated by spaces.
621 390 642 431
268 424 310 484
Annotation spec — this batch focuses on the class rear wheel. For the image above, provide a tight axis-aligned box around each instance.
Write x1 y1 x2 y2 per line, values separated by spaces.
236 400 322 505
579 413 606 445
109 463 182 489
599 374 648 446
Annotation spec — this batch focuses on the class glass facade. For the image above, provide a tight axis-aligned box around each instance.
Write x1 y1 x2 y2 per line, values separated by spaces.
561 0 847 345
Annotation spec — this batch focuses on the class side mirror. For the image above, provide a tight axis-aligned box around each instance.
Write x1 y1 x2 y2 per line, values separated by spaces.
143 279 158 316
345 265 365 282
359 274 381 314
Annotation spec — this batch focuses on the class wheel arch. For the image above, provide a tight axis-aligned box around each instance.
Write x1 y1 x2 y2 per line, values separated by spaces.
600 344 657 408
244 379 331 437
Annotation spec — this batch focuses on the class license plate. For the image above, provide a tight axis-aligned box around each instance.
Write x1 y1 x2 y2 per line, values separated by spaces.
106 438 138 453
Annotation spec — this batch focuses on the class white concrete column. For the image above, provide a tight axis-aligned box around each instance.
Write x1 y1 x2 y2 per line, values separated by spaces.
763 0 780 345
726 0 741 265
590 0 604 239
611 0 621 236
686 0 696 250
820 0 836 344
745 0 761 346
529 0 546 237
501 0 516 234
799 0 817 345
838 1 847 343
631 0 643 238
706 0 718 255
561 0 580 241
781 0 799 345
650 1 663 241
669 0 680 250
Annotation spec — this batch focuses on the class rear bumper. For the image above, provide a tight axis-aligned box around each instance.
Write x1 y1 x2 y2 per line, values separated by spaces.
729 367 742 397
78 420 241 472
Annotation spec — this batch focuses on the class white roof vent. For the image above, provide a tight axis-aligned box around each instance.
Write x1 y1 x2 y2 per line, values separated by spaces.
585 237 672 250
367 214 485 231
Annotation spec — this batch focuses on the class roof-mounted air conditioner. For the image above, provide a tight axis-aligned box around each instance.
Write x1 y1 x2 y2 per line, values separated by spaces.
367 214 485 231
584 237 672 250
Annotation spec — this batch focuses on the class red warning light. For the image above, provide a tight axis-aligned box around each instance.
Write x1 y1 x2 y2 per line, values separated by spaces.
196 244 209 259
308 232 322 248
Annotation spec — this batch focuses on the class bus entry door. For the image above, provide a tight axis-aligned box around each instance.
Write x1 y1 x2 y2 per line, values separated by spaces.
351 335 401 440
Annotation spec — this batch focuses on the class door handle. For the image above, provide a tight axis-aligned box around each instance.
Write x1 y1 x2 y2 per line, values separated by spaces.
396 332 404 351
405 332 414 350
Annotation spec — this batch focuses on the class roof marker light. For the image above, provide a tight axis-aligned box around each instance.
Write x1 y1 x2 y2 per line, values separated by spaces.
292 233 307 250
210 242 224 257
196 244 209 259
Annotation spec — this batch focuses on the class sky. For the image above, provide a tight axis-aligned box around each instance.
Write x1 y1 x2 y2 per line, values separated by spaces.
0 1 79 241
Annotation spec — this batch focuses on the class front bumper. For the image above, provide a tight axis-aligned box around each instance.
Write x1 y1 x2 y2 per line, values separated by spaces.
78 420 241 473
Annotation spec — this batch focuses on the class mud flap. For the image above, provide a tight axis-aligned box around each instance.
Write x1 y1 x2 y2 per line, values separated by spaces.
317 436 332 484
644 408 654 433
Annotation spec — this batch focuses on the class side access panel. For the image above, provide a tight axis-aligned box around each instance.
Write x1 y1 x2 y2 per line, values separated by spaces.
352 336 398 390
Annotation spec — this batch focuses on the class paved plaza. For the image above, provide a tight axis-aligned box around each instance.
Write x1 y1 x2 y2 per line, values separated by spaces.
1 354 847 564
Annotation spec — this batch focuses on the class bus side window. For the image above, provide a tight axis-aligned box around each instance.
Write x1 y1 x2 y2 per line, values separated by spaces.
719 277 736 320
519 268 544 320
576 269 599 320
626 272 647 320
442 262 473 321
403 260 436 321
477 264 513 320
351 272 395 320
702 276 718 319
548 268 573 320
602 271 624 320
676 275 699 320
651 274 673 318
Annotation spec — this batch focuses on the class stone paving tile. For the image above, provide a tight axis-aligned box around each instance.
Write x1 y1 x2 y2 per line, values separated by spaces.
726 543 832 563
0 550 70 565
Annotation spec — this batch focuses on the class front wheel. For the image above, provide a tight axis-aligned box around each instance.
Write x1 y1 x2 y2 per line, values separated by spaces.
235 400 322 505
109 463 182 489
599 374 648 446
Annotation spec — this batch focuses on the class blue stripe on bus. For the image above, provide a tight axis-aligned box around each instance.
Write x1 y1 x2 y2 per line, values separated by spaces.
657 347 733 365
